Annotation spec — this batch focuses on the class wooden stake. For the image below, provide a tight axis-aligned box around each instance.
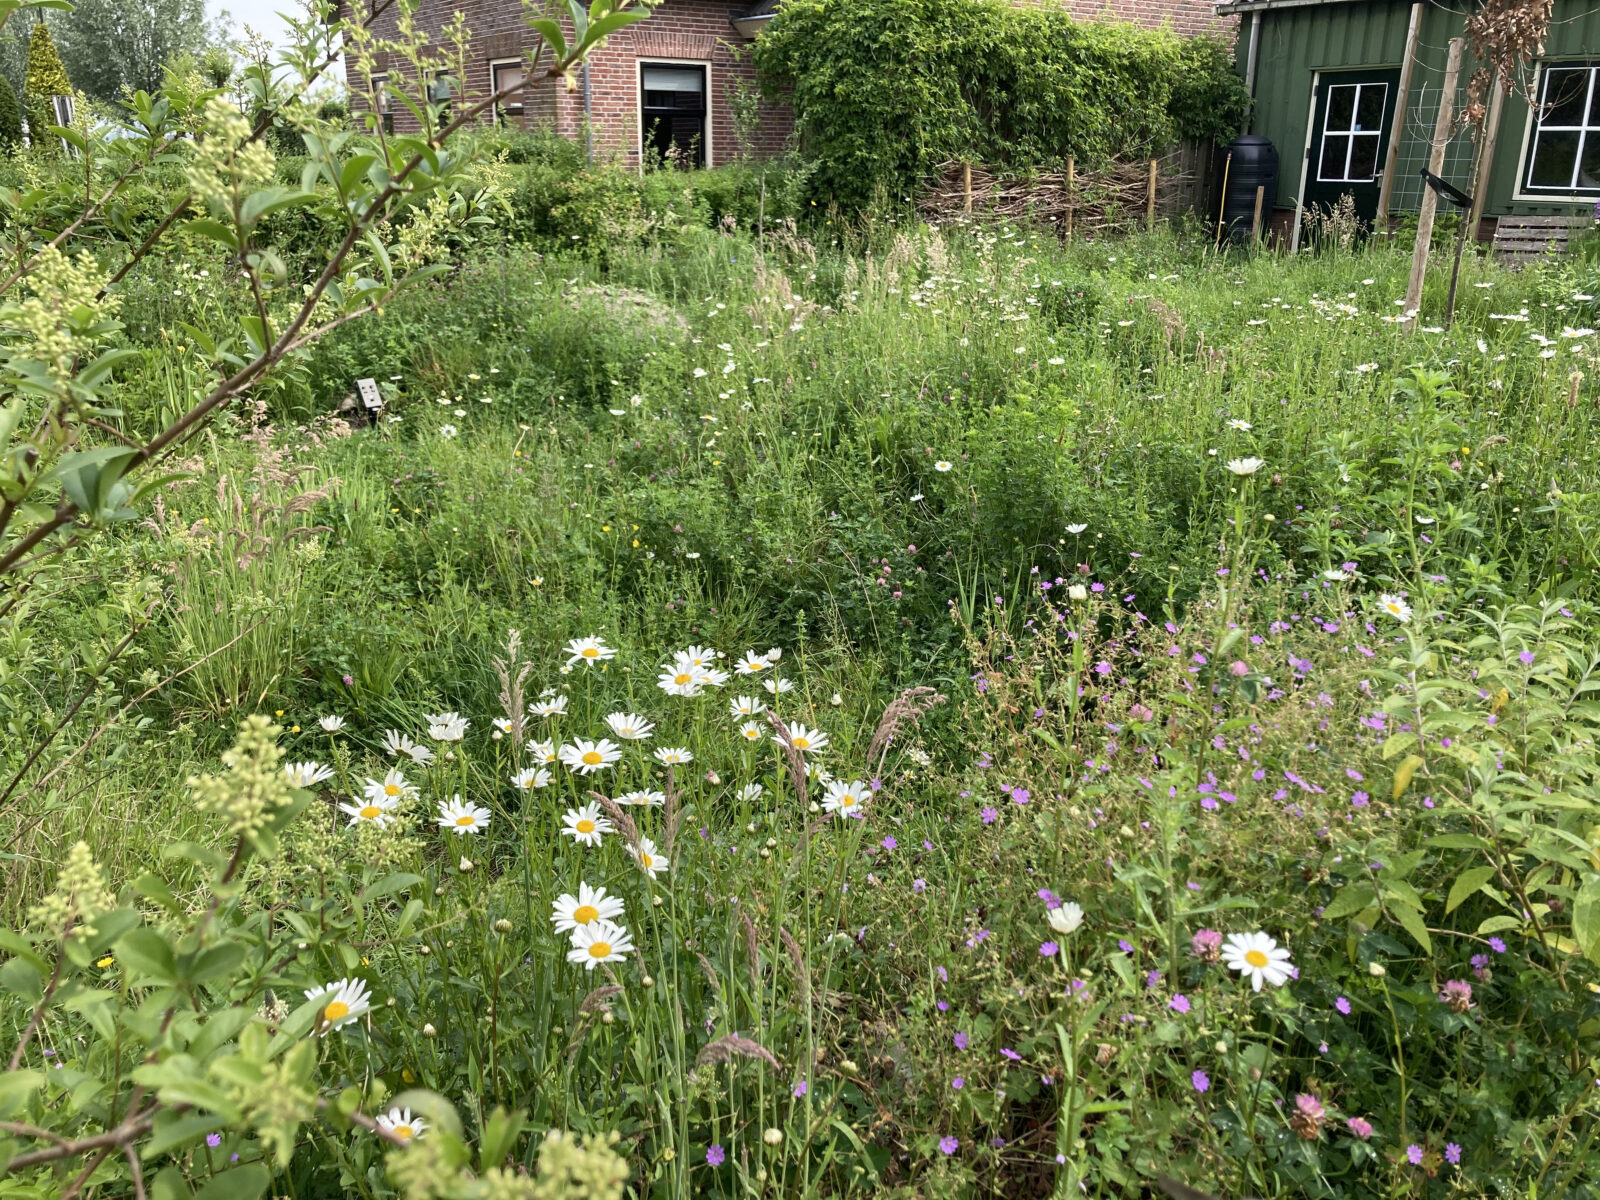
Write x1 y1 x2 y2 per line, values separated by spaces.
1404 37 1464 328
1468 74 1507 236
1376 1 1423 234
1251 184 1265 243
1214 151 1232 251
1146 158 1157 230
1066 157 1075 240
963 162 972 214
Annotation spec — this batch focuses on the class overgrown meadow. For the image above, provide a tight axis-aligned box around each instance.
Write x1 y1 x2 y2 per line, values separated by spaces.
6 212 1600 1199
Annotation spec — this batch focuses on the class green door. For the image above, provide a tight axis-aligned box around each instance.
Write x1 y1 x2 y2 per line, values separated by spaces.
1302 69 1402 232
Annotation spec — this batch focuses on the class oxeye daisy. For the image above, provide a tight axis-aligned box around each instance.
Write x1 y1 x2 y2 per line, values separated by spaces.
617 789 665 807
1047 902 1084 936
561 803 613 846
1222 932 1295 991
776 722 828 754
654 746 693 766
284 761 335 788
363 768 418 805
304 977 371 1033
737 720 764 742
376 1107 426 1142
532 695 569 717
736 782 764 803
763 677 795 694
806 762 834 786
337 794 398 827
319 715 346 732
672 645 716 669
1227 418 1253 431
935 460 953 472
380 730 434 765
734 651 771 675
627 836 668 878
529 739 559 765
822 778 869 815
1379 594 1412 623
425 712 469 742
565 636 615 667
605 712 655 741
511 766 551 791
1225 457 1265 476
730 695 767 717
436 795 491 835
567 918 634 969
492 717 513 733
559 738 622 774
551 882 625 933
658 667 703 697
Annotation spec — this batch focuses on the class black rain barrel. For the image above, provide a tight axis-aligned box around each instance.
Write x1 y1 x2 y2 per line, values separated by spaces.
1218 135 1279 242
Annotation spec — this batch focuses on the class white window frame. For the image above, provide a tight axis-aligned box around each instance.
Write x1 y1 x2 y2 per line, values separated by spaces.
635 59 712 170
368 72 392 133
1514 60 1600 198
490 57 525 124
1315 81 1388 184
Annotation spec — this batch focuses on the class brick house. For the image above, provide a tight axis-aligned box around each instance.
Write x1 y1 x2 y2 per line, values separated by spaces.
345 0 1232 169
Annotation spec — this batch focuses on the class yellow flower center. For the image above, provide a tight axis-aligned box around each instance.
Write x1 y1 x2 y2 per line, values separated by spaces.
574 905 599 925
842 796 855 807
324 1000 350 1022
749 661 765 669
582 647 599 658
675 673 692 685
456 815 475 826
588 941 612 958
576 819 595 834
793 737 810 749
384 784 401 796
360 805 382 819
1245 949 1269 968
394 1124 413 1139
745 730 758 739
582 751 603 765
640 854 653 868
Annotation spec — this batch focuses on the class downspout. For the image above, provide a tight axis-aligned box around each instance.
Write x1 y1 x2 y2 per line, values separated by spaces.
583 62 593 163
1244 11 1261 131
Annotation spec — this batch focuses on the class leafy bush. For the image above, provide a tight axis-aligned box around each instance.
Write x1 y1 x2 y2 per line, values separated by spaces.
755 0 1249 209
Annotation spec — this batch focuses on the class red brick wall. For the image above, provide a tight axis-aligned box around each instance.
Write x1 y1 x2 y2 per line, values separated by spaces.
1039 0 1234 38
342 0 792 167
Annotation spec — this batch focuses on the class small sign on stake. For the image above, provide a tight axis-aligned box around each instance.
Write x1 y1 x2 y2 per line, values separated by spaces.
355 378 384 411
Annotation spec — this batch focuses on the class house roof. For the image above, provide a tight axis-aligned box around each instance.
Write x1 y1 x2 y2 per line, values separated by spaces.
1214 0 1372 13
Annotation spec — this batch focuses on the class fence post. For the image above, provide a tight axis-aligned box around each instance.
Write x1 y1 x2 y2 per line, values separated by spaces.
1066 157 1075 240
1146 158 1157 230
1251 184 1265 243
1375 1 1424 234
1403 37 1463 328
963 162 972 215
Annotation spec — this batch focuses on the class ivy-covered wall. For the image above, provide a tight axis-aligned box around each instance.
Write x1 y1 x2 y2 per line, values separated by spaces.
754 0 1248 209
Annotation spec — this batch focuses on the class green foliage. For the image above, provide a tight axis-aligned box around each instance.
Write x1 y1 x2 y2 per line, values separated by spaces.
754 0 1249 209
23 18 68 95
51 0 215 103
0 70 21 152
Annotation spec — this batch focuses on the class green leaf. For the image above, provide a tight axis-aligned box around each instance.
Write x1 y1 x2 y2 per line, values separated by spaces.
180 942 247 985
1476 914 1522 935
143 1112 229 1160
390 1089 463 1138
0 1069 43 1118
1446 866 1497 914
0 955 42 1004
358 872 423 904
240 187 314 226
116 927 177 984
183 218 239 250
1321 882 1377 922
1573 877 1600 966
1391 903 1432 954
479 1106 528 1171
526 16 568 58
194 1163 269 1200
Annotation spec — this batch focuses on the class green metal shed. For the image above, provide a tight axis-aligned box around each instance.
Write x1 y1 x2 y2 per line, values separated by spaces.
1217 0 1600 246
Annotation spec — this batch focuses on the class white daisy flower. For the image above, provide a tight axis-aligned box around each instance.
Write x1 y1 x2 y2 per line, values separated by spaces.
737 720 764 742
657 667 704 697
436 795 491 835
1066 523 1088 535
1227 419 1253 431
1378 594 1412 623
532 695 569 717
736 782 764 803
673 645 717 669
362 768 417 805
627 836 668 878
380 730 434 765
560 738 622 774
821 778 868 816
304 977 372 1032
511 767 551 791
318 715 346 732
425 711 469 742
934 460 953 472
376 1107 426 1142
1222 931 1294 991
1046 901 1084 936
284 761 334 788
604 712 655 741
564 636 616 668
765 648 782 662
492 717 513 733
439 424 458 439
617 789 666 807
337 794 399 827
776 723 828 754
1322 569 1351 582
529 739 559 765
734 651 771 675
806 763 834 786
653 746 693 766
567 917 635 968
762 677 795 695
561 803 613 846
551 882 625 933
1225 457 1265 477
730 695 767 717
696 667 730 688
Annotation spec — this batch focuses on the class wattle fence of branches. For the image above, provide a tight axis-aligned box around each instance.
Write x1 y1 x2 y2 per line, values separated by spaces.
917 141 1214 235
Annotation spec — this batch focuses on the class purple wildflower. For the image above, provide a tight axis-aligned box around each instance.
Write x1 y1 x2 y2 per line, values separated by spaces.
939 1136 959 1155
1346 1117 1373 1140
707 1145 725 1167
1191 1070 1210 1093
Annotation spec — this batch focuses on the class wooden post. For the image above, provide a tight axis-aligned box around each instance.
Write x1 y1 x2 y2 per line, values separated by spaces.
1375 1 1424 234
963 162 973 214
1468 75 1507 237
1214 151 1232 251
1404 37 1464 327
1146 158 1158 230
1251 184 1265 243
1066 156 1075 241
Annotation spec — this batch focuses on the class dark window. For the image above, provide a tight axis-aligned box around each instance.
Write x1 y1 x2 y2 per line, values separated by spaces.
1524 64 1600 193
492 60 524 126
371 73 392 135
640 64 706 168
1316 82 1387 183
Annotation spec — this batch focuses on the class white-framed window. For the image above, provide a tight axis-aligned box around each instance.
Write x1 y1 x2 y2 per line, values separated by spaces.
1316 81 1387 183
369 72 392 134
1523 63 1600 194
491 58 524 125
639 61 709 168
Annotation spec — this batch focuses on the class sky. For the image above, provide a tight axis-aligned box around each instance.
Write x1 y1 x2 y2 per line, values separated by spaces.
207 0 297 51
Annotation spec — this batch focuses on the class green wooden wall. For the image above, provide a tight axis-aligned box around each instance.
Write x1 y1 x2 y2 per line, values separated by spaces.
1240 0 1600 218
